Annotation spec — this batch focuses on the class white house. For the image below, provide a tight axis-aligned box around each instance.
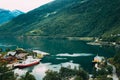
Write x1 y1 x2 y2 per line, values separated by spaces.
7 51 16 56
93 55 105 63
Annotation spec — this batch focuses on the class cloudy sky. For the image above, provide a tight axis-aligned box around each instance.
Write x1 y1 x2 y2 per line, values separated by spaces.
0 0 54 12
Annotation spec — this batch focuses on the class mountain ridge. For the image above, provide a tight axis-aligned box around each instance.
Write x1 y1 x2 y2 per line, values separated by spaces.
0 8 24 24
0 0 120 41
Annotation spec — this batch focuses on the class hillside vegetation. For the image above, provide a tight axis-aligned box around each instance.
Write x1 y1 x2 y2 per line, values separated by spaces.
0 0 120 41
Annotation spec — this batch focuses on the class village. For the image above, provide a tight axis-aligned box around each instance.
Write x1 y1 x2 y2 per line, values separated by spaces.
90 54 119 80
0 47 49 69
0 47 119 80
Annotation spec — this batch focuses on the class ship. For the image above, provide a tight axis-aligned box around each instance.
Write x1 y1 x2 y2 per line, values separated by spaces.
14 56 40 69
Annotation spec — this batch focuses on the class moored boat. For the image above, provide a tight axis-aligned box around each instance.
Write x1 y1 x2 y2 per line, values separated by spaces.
14 56 40 69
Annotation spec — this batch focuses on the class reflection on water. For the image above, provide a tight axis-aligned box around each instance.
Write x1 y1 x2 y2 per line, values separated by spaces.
0 36 116 80
0 44 16 47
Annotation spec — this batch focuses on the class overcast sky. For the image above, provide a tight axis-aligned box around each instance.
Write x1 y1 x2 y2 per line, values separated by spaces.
0 0 54 12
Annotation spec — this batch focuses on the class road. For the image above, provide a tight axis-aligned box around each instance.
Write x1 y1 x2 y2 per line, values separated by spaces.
107 62 119 80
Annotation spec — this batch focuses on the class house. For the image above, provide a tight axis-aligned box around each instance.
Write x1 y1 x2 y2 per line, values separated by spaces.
6 51 16 57
5 51 27 60
4 51 17 63
16 47 26 54
16 53 28 60
92 55 105 63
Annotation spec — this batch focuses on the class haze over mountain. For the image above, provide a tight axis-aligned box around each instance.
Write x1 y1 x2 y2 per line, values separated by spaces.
0 8 24 24
0 0 120 41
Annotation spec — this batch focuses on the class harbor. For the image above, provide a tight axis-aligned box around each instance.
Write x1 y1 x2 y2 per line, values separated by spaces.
0 47 49 70
0 37 117 80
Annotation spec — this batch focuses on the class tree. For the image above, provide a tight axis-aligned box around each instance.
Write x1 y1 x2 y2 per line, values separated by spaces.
0 48 3 52
76 67 89 80
74 76 83 80
113 52 120 77
43 66 89 80
43 70 61 80
96 75 112 80
5 48 11 52
0 63 16 80
114 52 120 63
59 66 77 79
20 72 36 80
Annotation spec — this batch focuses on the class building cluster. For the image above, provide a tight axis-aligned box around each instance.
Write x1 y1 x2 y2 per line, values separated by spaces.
0 48 28 64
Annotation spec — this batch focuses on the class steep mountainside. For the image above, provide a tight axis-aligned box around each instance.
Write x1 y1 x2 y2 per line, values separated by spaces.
0 9 24 24
0 0 120 40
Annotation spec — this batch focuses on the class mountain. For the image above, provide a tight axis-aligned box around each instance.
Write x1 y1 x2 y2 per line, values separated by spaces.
10 10 24 17
0 9 24 24
0 0 120 41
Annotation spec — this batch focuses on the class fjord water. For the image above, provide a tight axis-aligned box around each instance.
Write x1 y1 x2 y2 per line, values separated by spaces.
0 36 115 80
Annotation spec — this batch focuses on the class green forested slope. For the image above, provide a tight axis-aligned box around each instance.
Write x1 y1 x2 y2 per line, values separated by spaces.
0 0 120 40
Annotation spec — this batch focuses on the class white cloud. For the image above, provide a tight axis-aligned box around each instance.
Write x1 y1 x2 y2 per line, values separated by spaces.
0 0 54 12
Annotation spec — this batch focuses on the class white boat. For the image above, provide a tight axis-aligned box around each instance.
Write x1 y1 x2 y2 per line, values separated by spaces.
14 56 40 69
33 50 49 58
33 50 49 56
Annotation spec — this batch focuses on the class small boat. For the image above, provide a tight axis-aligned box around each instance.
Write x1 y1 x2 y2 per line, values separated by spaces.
14 56 40 69
32 50 49 58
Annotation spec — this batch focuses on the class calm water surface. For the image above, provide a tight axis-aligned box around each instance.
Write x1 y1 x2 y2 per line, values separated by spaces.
0 36 115 80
